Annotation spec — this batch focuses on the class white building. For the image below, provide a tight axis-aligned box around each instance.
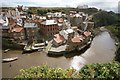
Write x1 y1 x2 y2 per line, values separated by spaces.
60 29 74 40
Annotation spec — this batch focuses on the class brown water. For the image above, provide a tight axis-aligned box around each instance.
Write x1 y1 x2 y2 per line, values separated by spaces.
71 32 117 70
2 31 117 78
2 51 71 78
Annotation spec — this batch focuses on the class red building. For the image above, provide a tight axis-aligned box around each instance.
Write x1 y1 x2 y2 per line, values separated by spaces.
39 20 59 38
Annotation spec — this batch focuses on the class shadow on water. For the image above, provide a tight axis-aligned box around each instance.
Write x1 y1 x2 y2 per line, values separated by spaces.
22 50 38 54
47 53 63 57
47 44 90 58
64 44 91 58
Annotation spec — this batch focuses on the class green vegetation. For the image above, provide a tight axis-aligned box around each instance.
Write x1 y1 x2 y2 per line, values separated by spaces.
16 61 120 79
93 11 118 27
27 7 98 15
106 25 120 40
2 38 23 50
78 61 120 78
106 25 120 62
15 64 74 78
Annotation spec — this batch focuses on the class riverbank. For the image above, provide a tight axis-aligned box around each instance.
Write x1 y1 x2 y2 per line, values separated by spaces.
105 25 120 62
93 26 119 47
93 26 120 62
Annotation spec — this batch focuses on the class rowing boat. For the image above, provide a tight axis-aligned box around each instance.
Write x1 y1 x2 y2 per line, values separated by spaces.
2 57 18 62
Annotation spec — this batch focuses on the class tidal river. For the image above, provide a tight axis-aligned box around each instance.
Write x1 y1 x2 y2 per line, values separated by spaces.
71 31 117 70
2 31 117 78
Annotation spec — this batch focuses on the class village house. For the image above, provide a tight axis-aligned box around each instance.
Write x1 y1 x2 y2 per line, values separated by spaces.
16 15 23 26
68 11 89 29
0 13 10 38
81 21 94 31
59 28 74 40
83 31 91 43
47 12 65 19
53 28 75 47
31 14 37 20
39 16 47 20
9 5 27 26
24 22 38 40
65 30 91 51
62 20 71 30
11 27 25 43
39 20 59 38
66 35 85 51
68 13 83 27
53 34 65 46
54 12 62 18
57 18 64 30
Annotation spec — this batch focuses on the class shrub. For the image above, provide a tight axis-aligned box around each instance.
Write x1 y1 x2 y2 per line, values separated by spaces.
15 61 120 79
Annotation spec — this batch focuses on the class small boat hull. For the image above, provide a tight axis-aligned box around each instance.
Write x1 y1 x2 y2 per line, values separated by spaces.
2 57 18 63
4 49 10 53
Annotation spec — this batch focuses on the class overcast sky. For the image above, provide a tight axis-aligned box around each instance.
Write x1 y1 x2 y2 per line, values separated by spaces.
1 0 120 13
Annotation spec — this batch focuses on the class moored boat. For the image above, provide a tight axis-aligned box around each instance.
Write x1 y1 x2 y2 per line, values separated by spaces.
4 49 10 53
2 57 18 62
23 43 45 53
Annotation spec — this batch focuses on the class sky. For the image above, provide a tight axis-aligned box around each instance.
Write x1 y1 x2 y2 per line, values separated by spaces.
0 0 120 13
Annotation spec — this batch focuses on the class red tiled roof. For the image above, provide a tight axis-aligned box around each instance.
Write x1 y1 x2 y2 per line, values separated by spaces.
11 27 23 32
71 35 84 43
71 37 81 43
84 31 91 37
58 18 64 23
54 34 65 43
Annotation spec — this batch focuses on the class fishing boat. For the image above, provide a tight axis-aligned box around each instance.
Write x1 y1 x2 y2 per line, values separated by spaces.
23 43 45 53
4 49 10 53
2 57 18 62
